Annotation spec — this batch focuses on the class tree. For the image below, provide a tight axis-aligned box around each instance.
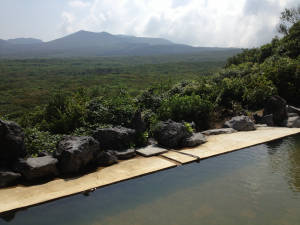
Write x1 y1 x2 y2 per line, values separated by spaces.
277 5 300 35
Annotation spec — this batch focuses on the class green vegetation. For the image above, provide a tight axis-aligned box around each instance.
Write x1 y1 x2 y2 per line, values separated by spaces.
0 57 228 119
1 6 299 157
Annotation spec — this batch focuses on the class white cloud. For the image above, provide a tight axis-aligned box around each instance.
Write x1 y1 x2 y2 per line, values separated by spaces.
61 12 76 34
69 0 90 8
59 0 299 47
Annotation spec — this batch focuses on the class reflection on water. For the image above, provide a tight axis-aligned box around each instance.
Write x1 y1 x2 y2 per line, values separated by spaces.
266 135 300 192
1 134 300 225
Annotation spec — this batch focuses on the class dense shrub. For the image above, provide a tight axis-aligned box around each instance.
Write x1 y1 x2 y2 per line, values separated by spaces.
136 88 163 111
43 92 87 134
24 127 62 157
158 94 213 130
261 57 300 106
20 92 87 134
86 89 137 127
217 77 245 108
242 74 277 109
282 21 300 58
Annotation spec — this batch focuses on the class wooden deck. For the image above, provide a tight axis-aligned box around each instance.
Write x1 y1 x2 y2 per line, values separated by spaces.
0 127 299 214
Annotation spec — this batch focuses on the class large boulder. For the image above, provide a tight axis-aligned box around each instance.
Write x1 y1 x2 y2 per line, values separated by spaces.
284 116 300 128
181 133 207 147
253 113 262 124
153 120 192 149
13 156 58 180
286 105 300 115
0 170 21 188
93 127 136 151
224 116 256 131
201 128 237 136
261 114 274 126
96 151 118 167
54 136 100 174
0 119 26 167
130 111 147 134
263 96 287 126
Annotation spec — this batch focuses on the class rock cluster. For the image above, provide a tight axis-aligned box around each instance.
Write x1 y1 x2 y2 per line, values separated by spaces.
0 119 26 167
263 95 288 126
152 120 208 149
14 156 59 180
54 136 100 174
0 170 21 188
93 127 136 151
224 116 256 131
0 95 298 188
258 96 300 128
181 133 207 147
153 120 191 148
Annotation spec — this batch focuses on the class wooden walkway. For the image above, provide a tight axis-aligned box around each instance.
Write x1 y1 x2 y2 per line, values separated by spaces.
0 127 299 214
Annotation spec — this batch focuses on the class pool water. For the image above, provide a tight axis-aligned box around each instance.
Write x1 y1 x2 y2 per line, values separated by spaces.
1 134 300 225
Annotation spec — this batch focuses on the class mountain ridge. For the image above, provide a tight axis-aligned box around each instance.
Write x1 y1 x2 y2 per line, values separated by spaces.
0 31 240 58
7 38 43 45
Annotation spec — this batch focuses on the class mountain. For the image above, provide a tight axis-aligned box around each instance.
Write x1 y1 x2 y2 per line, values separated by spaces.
0 39 9 46
7 38 43 45
0 31 240 58
116 34 173 46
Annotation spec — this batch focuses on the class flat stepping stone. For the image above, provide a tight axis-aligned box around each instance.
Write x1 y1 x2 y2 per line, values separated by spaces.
162 151 196 164
201 128 237 136
136 145 168 157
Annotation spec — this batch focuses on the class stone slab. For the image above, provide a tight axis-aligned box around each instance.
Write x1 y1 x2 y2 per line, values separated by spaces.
136 145 168 157
180 127 300 159
0 157 176 214
161 151 197 164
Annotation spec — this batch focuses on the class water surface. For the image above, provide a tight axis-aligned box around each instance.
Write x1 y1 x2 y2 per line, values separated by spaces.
1 134 300 225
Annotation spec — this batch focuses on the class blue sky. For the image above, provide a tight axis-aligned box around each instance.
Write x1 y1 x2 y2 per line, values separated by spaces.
0 0 298 47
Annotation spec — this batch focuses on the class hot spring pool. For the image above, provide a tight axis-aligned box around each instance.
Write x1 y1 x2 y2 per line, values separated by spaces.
1 134 300 225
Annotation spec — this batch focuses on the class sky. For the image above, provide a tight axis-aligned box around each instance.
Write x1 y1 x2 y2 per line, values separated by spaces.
0 0 298 48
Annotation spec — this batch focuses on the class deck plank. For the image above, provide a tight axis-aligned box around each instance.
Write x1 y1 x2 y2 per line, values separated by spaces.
0 157 176 213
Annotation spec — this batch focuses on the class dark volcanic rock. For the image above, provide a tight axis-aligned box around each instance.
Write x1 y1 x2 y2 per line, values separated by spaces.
201 128 237 136
253 113 262 124
93 127 136 151
96 151 118 167
0 170 21 188
224 116 256 131
262 114 274 126
130 111 147 134
0 119 26 166
286 105 300 115
153 120 192 149
263 96 287 126
288 113 299 117
181 133 207 147
113 149 136 160
14 156 58 180
284 116 300 128
54 136 100 174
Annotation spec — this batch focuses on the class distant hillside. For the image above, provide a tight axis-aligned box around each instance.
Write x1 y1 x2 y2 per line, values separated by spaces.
7 38 43 45
0 31 240 58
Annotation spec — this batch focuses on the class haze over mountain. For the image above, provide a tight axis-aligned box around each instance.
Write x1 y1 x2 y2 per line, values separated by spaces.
0 31 240 58
6 38 43 45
